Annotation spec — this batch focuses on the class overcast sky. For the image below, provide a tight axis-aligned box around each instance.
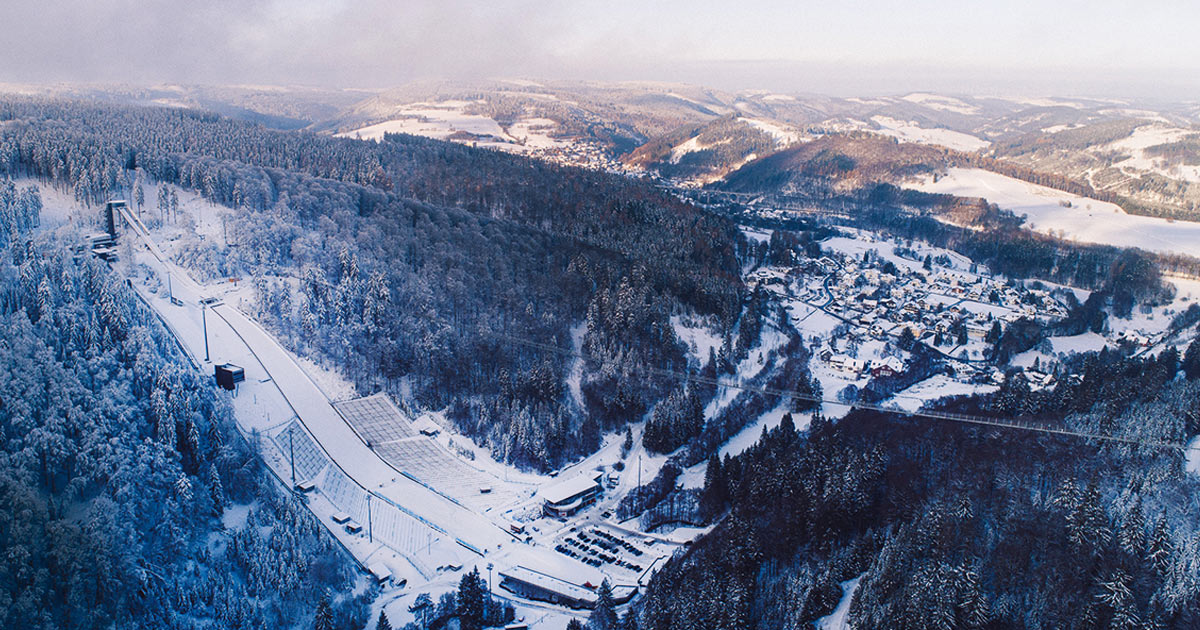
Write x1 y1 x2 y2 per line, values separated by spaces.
1 0 1197 98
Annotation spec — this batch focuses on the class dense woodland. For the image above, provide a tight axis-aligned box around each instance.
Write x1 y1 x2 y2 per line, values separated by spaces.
0 97 748 469
0 210 368 629
636 348 1200 630
717 134 952 196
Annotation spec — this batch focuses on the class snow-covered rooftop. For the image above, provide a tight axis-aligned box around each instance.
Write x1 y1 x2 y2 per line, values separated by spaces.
499 565 598 606
539 473 601 505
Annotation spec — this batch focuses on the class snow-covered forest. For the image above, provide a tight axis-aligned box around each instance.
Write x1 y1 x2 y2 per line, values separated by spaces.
0 208 369 628
637 358 1200 629
0 97 763 470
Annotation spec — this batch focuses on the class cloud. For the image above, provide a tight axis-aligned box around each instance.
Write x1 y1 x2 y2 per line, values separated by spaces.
0 0 1196 98
0 1 577 86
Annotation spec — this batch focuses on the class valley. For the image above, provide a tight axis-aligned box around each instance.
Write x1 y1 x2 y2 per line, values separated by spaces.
4 77 1200 630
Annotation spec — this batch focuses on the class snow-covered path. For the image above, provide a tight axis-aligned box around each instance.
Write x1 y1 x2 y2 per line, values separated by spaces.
815 574 863 630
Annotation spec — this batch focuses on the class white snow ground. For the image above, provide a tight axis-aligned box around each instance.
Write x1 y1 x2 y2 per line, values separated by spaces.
566 322 587 410
671 315 723 367
901 93 981 115
870 116 990 152
910 168 1200 257
815 574 864 630
1186 436 1200 476
890 376 998 413
743 118 802 145
339 101 511 142
1048 332 1108 355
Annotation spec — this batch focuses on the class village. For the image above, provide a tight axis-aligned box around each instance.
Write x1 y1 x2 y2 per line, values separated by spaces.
743 226 1182 411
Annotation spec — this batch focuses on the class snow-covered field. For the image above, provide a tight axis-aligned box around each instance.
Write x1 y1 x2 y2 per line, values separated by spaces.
890 375 998 413
822 229 980 276
743 117 802 145
1106 276 1200 343
910 167 1200 257
339 100 510 142
1049 331 1108 355
870 116 990 152
786 299 843 336
566 322 587 409
668 135 715 164
507 117 571 150
1108 124 1200 183
740 226 773 243
901 93 981 116
338 101 577 159
719 402 798 458
672 315 722 366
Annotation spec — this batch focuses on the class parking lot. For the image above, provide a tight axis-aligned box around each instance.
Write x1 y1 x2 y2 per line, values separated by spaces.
552 525 656 579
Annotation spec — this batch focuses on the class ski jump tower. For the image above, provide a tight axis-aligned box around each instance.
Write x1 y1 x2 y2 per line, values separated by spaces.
104 200 127 241
87 200 128 261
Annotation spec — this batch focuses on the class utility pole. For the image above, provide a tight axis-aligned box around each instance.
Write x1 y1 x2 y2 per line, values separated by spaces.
289 429 296 488
167 272 173 302
637 454 642 514
201 302 210 362
367 494 373 543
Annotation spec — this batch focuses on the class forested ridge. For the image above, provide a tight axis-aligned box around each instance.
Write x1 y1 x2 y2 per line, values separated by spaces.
0 204 368 629
636 347 1200 630
0 97 748 469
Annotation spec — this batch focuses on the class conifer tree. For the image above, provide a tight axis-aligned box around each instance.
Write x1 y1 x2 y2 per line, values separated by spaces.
1183 338 1200 380
589 580 617 630
207 464 224 516
313 591 334 630
457 567 487 630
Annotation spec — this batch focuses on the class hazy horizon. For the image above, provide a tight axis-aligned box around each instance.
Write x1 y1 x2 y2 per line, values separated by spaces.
1 1 1197 100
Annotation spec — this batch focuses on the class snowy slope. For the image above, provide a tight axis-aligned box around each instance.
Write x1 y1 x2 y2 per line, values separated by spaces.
870 116 990 152
719 402 797 458
911 168 1200 257
338 100 511 141
891 376 998 413
1108 124 1200 183
901 93 981 115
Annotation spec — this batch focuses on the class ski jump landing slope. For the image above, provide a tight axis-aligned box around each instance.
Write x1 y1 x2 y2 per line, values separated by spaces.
210 304 511 552
113 204 510 554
